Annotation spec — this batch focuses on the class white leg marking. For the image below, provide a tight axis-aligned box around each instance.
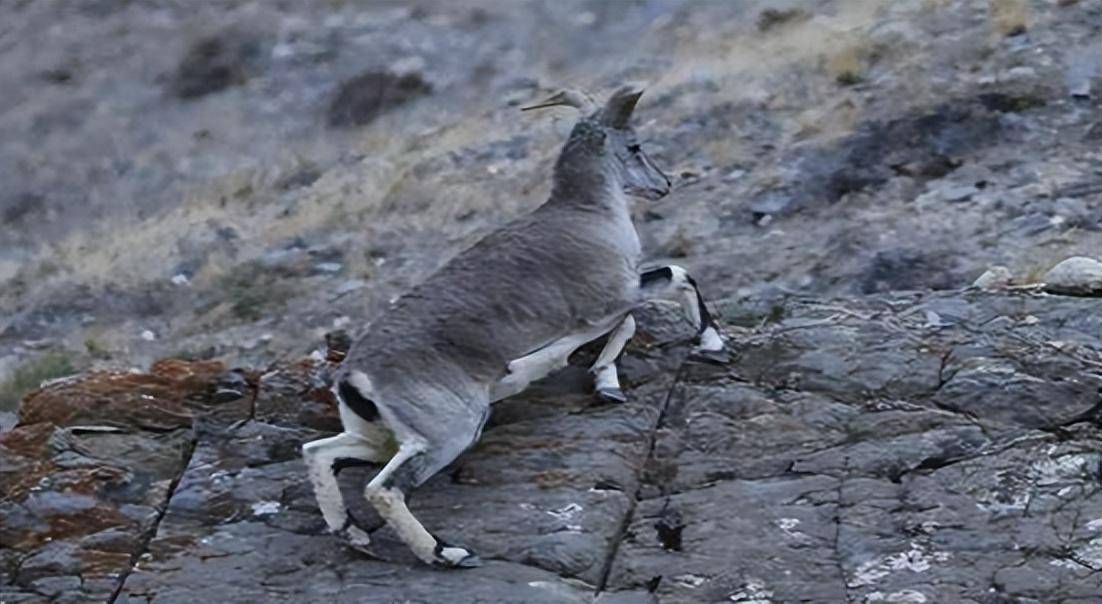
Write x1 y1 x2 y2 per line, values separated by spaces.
302 432 387 547
591 315 636 395
362 440 439 564
697 325 724 352
491 319 622 403
667 266 703 328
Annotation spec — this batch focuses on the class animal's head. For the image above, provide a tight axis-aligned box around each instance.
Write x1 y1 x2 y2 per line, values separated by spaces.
524 86 671 201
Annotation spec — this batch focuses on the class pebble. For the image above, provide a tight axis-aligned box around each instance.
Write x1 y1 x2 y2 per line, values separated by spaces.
973 266 1013 290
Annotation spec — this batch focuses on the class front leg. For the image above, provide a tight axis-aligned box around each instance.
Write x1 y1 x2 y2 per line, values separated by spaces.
590 314 636 403
640 265 728 363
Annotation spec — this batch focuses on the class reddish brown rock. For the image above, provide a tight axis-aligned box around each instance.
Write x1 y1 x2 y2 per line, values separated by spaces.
17 360 228 431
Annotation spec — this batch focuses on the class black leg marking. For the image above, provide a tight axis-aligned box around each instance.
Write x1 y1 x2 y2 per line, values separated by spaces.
332 457 377 475
338 379 379 421
686 275 719 334
640 266 673 288
432 534 452 557
431 532 482 569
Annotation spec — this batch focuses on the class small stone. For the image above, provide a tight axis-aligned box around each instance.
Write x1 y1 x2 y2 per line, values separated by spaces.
390 55 426 75
335 280 367 296
1043 256 1102 296
941 185 976 203
325 330 352 363
141 330 156 341
723 168 747 182
171 273 190 285
211 370 249 403
1002 213 1052 237
973 266 1013 290
1066 43 1098 99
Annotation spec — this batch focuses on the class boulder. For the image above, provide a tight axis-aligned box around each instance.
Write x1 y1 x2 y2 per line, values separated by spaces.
1043 256 1102 296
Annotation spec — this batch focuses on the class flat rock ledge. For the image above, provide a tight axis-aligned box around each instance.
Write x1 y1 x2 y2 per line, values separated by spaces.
2 289 1100 604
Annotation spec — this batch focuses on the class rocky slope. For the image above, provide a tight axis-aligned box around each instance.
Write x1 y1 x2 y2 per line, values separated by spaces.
2 289 1100 603
1 0 1101 602
2 0 1100 396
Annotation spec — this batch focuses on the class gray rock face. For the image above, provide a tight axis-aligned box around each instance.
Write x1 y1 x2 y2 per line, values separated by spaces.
3 291 1099 603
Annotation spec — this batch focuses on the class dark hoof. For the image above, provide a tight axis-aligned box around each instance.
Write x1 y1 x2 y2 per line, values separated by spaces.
689 348 729 365
434 545 482 569
454 553 483 568
596 387 628 404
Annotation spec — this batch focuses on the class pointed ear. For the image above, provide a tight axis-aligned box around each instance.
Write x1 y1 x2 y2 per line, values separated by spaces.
601 85 644 128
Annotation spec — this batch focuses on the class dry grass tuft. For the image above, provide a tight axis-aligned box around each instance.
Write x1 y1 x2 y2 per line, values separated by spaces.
988 0 1032 37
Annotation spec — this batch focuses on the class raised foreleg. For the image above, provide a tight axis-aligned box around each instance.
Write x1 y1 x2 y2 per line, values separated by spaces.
640 265 728 362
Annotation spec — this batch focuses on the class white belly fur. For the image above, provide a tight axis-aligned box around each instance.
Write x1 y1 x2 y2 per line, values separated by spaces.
490 316 624 403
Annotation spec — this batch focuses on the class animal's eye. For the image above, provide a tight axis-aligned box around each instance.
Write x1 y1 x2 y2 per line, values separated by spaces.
627 144 641 153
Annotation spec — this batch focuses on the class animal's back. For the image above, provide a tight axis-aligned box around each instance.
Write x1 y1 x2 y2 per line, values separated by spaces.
345 201 640 391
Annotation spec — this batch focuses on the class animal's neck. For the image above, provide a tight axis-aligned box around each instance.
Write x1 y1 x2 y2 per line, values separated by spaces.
547 152 625 213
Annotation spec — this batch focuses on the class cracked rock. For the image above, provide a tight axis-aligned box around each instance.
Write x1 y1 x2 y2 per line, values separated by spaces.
3 290 1101 602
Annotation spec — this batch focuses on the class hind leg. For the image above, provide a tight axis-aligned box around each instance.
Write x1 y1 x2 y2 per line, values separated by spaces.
364 421 486 568
302 431 388 550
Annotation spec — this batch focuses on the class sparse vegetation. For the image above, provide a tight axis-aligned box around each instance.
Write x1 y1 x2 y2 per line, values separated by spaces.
988 0 1032 37
213 265 294 321
757 8 809 32
84 337 111 360
0 353 76 411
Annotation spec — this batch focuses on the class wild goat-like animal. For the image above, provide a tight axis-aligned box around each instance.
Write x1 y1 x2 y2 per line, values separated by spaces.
302 86 727 567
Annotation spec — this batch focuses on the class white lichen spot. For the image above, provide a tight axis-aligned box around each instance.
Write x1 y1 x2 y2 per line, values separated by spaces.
777 518 800 531
1033 454 1090 487
547 502 583 520
250 501 281 516
729 579 773 603
775 518 809 541
866 589 928 603
850 543 951 588
672 573 707 588
1064 531 1102 570
918 521 940 534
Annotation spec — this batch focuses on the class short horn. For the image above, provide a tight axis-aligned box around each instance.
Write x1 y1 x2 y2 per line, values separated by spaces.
520 89 597 113
600 85 644 128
